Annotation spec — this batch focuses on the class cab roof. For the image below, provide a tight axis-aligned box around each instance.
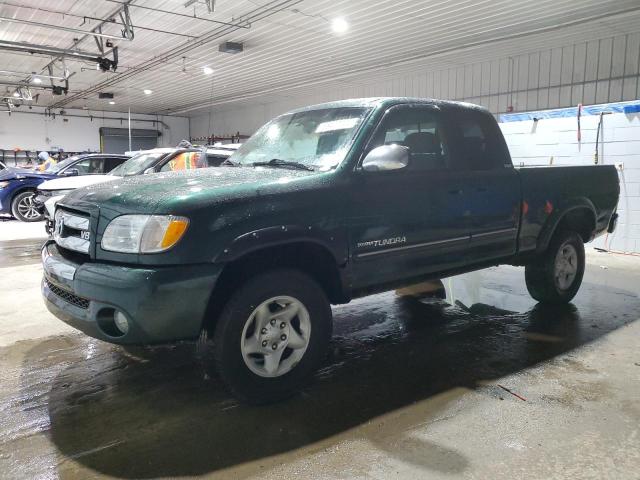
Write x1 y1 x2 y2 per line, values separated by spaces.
287 97 490 115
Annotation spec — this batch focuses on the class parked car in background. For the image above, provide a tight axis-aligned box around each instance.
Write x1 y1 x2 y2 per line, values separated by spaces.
0 153 129 222
205 143 243 166
35 145 241 233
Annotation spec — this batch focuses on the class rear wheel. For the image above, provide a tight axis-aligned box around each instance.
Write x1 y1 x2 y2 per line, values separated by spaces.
11 191 43 222
525 230 585 304
212 269 332 403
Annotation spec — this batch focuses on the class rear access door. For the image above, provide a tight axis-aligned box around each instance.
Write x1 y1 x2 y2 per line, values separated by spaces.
447 108 521 262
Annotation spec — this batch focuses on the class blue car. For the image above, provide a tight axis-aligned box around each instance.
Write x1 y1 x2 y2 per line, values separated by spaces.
0 153 129 222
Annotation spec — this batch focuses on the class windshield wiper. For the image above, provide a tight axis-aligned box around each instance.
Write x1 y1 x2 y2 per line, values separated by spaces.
252 158 314 171
221 158 240 167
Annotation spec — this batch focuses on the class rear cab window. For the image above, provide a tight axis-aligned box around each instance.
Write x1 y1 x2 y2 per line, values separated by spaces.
448 108 512 171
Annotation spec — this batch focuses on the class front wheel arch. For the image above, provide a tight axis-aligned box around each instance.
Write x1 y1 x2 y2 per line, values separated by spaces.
201 241 347 336
11 189 42 222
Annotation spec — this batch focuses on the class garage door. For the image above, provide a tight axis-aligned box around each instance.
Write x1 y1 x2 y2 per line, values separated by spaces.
100 127 159 153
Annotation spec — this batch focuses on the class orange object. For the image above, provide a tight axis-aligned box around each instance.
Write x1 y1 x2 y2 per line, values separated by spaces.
161 219 189 249
544 200 554 215
168 152 205 171
522 201 529 216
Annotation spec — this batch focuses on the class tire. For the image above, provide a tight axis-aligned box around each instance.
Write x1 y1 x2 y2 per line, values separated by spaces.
11 190 43 222
525 230 585 304
212 268 332 404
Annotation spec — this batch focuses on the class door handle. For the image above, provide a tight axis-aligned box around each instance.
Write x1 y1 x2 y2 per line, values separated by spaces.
448 189 463 195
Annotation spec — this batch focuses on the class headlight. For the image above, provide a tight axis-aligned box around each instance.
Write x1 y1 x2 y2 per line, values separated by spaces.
101 215 189 253
39 188 74 197
52 189 75 197
0 181 9 189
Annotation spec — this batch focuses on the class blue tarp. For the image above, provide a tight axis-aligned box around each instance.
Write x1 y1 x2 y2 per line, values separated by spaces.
499 100 640 122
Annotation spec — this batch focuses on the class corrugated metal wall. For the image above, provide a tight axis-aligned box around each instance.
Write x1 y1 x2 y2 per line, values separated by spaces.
190 32 640 136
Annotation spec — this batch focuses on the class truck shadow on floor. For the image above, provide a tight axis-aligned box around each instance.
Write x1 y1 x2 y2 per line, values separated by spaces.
38 281 639 478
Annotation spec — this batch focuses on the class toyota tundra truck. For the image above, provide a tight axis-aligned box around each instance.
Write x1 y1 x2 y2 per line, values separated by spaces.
41 98 619 403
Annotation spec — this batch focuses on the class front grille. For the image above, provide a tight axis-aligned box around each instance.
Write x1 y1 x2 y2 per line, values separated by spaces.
53 208 91 254
46 279 90 309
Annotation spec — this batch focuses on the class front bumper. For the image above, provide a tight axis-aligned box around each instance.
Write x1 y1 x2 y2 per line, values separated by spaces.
41 241 223 345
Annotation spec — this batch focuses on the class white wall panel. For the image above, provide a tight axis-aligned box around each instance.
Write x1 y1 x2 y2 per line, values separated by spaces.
0 107 189 154
500 110 640 253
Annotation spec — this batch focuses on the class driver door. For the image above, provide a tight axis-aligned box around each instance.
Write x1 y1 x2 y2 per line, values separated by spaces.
348 104 472 289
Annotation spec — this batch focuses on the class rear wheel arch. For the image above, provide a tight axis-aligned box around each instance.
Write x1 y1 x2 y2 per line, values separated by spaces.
537 203 596 254
202 241 347 335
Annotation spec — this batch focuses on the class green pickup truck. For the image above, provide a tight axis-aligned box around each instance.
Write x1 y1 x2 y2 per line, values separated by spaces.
42 98 619 402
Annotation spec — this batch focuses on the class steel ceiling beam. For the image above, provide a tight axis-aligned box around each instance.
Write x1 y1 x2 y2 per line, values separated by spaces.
0 40 118 72
0 15 130 41
0 80 65 92
0 69 67 80
105 0 250 28
0 3 197 39
0 40 104 62
51 0 301 109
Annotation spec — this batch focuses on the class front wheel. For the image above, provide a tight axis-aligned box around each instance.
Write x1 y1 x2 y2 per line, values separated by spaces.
525 230 585 304
11 191 43 222
212 269 332 403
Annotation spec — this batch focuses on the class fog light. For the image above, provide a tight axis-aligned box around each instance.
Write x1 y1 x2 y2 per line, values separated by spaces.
114 311 129 335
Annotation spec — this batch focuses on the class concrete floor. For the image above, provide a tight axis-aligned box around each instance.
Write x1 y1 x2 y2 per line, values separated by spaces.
0 218 639 479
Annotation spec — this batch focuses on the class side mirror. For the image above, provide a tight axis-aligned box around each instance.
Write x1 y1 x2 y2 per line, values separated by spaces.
143 167 155 174
361 144 409 172
65 168 79 176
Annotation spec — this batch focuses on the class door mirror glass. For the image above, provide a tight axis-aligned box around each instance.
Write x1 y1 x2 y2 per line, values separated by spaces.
361 144 409 172
64 168 79 176
143 167 155 174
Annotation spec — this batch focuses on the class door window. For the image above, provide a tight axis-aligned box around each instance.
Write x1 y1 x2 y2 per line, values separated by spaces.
103 157 125 172
159 151 207 172
68 158 104 174
369 107 449 171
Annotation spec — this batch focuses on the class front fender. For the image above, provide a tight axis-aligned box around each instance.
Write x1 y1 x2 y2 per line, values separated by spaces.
215 224 349 265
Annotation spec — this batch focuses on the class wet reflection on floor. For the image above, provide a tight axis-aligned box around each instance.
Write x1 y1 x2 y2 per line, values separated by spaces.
0 238 45 268
1 265 638 478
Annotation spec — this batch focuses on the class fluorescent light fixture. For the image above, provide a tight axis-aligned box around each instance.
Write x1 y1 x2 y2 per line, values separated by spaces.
108 101 115 105
32 77 42 84
331 17 349 34
143 89 153 95
203 66 214 75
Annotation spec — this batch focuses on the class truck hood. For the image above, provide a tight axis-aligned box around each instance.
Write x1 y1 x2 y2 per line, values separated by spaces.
0 166 55 181
38 174 120 191
60 167 318 214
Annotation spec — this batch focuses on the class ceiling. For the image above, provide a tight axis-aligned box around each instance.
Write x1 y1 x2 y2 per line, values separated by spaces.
2 0 640 116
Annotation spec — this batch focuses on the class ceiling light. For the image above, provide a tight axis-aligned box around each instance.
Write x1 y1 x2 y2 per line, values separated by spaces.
203 66 214 75
32 77 42 84
331 17 349 34
108 101 115 105
143 89 153 95
12 92 20 98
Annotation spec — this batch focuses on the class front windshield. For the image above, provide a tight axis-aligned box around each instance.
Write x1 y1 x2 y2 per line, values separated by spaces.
230 107 370 170
46 155 81 173
109 152 166 176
